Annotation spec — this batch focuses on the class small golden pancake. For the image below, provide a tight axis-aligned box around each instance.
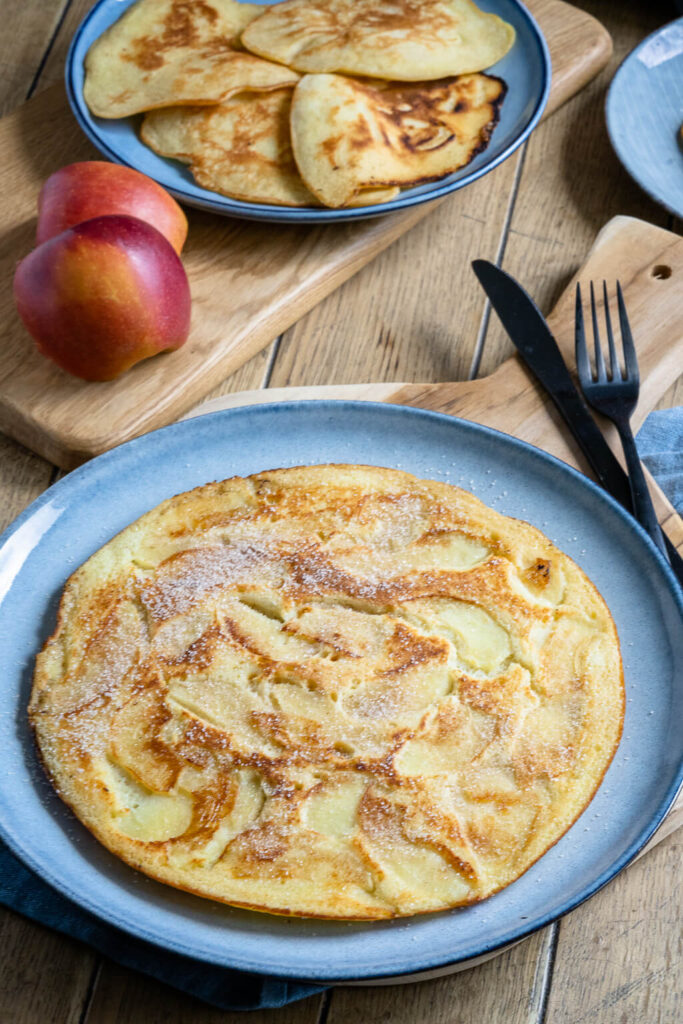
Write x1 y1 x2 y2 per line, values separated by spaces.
242 0 515 79
290 72 505 208
141 95 399 207
83 0 299 119
30 465 623 920
141 103 206 162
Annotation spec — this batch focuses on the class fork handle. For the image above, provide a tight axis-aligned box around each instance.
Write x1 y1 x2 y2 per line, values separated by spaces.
614 418 670 561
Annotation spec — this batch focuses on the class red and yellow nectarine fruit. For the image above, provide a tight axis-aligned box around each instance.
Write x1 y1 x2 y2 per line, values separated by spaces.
14 214 191 381
37 162 188 255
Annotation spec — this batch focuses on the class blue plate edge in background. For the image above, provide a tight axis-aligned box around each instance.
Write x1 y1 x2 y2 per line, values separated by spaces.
605 17 683 219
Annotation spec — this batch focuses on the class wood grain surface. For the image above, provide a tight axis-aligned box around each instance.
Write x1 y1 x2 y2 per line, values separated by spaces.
0 2 680 1024
0 0 612 468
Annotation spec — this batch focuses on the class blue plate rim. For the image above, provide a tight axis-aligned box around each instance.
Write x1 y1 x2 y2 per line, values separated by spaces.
0 399 682 981
65 0 552 224
605 16 683 220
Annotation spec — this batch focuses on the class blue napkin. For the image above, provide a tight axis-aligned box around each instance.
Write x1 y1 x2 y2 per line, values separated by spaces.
0 842 324 1010
1 408 680 1011
636 408 683 514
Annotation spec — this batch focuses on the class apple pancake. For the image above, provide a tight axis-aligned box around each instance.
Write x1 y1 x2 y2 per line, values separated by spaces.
30 465 623 919
241 0 515 80
83 0 299 119
290 72 506 207
141 94 399 206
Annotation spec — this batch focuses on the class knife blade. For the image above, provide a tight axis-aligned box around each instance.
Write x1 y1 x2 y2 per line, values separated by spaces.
472 259 683 586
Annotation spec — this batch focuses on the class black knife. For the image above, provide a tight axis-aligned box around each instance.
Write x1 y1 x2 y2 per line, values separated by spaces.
472 259 683 585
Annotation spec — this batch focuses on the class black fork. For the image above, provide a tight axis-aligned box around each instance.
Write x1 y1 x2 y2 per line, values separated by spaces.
575 281 669 560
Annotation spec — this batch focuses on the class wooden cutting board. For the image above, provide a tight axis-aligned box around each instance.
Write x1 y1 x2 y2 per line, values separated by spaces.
187 214 683 854
0 0 612 468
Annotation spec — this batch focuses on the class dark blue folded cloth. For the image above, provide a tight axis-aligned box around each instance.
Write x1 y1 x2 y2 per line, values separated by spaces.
1 408 679 1011
637 408 683 515
0 842 324 1011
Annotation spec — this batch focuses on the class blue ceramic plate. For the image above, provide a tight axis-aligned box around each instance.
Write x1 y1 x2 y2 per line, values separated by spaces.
606 19 683 218
66 0 551 223
0 403 681 982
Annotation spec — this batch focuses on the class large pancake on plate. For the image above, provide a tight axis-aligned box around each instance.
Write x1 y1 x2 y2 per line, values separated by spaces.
83 0 299 118
141 94 399 206
30 465 623 919
290 73 506 207
241 0 515 80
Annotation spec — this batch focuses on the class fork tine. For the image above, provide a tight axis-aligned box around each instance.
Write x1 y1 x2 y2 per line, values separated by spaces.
590 281 607 382
617 281 639 385
602 280 621 381
574 283 592 383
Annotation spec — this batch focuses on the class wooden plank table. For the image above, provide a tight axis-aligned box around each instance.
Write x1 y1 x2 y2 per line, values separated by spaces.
0 2 680 1022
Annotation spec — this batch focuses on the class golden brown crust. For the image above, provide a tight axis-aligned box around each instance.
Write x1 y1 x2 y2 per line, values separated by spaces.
140 96 400 208
289 73 506 208
241 0 516 80
30 465 624 919
83 0 299 118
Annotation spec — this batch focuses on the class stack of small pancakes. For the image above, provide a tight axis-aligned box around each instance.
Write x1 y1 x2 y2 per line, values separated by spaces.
83 0 515 207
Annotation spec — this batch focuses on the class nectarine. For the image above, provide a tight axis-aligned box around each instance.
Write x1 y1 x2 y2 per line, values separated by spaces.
14 215 191 381
37 162 188 254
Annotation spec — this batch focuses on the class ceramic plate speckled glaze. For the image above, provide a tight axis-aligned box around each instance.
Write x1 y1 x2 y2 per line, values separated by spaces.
606 18 683 218
0 403 681 982
65 0 551 223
